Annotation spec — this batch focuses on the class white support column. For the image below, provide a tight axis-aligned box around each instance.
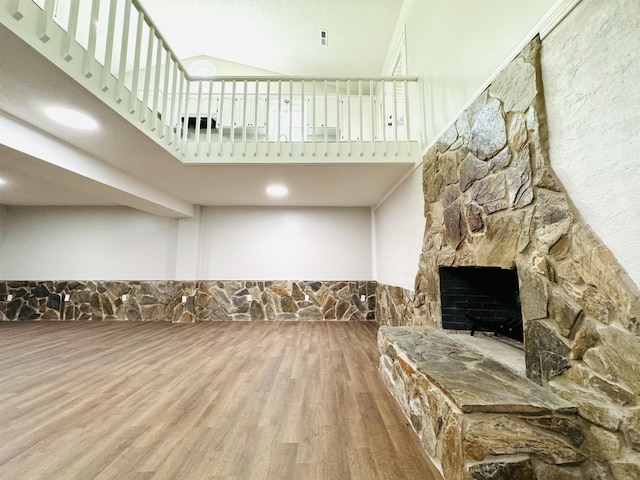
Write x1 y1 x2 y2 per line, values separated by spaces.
174 205 203 280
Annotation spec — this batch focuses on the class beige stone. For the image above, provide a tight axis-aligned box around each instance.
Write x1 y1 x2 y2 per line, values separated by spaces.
507 112 528 152
506 147 533 209
550 286 583 337
465 416 585 464
580 424 622 463
570 316 600 360
622 408 640 451
518 268 548 321
550 379 623 432
610 456 640 480
533 189 574 252
583 326 640 393
473 211 523 267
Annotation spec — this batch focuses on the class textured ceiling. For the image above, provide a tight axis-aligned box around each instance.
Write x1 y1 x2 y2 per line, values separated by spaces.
140 0 404 77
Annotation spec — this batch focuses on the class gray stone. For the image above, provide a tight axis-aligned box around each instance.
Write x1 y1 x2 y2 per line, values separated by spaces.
335 298 349 320
467 173 508 214
468 459 536 480
506 147 533 209
18 304 39 321
533 189 574 252
489 57 537 112
444 201 466 249
298 306 323 321
465 204 484 233
443 184 460 208
379 327 575 415
459 153 490 191
280 295 298 313
526 321 570 385
533 464 584 480
437 124 458 151
456 111 471 138
489 146 512 172
47 293 61 310
519 415 584 448
249 300 265 321
469 98 507 160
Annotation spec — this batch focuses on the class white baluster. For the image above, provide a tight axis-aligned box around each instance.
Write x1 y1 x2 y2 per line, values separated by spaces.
62 0 80 61
151 35 163 131
129 12 144 114
37 0 55 43
140 25 155 124
160 50 171 138
83 0 100 78
100 0 118 92
115 0 132 102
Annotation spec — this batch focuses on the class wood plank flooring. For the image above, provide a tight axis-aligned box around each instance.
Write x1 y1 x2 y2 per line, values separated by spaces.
0 321 442 480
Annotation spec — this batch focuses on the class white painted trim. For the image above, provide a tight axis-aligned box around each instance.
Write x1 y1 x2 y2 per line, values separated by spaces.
539 0 583 39
375 0 583 210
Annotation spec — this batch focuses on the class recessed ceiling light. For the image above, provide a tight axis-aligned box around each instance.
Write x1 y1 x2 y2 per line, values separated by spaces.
0 177 6 186
266 185 288 197
45 107 99 130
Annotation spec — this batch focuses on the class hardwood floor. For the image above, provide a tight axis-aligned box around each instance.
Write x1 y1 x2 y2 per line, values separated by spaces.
0 321 442 480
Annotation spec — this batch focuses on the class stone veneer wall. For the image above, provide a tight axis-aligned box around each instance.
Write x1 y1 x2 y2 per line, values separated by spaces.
0 280 376 322
380 37 640 478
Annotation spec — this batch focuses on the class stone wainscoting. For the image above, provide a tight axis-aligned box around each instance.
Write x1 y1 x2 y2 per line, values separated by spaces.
0 280 376 322
377 37 640 479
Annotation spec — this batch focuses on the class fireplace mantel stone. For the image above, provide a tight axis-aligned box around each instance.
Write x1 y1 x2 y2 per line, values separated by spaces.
379 326 587 479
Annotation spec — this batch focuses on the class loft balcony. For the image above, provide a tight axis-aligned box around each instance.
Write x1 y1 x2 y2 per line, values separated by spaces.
3 0 424 164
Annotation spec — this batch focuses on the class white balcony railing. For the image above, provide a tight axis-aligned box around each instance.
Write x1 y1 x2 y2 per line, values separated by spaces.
6 0 424 161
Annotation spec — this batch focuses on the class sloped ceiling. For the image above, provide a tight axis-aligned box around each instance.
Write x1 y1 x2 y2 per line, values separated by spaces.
140 0 404 77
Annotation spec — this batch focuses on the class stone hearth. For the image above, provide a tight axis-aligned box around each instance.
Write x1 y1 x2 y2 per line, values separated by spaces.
379 326 586 479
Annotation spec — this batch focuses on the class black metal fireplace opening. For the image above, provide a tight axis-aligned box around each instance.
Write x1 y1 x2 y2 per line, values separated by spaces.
439 266 523 342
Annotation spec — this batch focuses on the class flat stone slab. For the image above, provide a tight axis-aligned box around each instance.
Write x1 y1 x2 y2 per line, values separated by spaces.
380 326 576 415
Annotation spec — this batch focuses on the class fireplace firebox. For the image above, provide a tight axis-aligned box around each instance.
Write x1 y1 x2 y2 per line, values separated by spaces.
439 266 523 342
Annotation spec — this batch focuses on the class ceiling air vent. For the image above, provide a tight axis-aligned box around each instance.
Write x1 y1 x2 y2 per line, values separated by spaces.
320 29 328 46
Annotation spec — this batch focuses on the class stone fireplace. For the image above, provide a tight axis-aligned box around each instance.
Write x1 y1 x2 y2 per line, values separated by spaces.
439 266 523 341
377 36 640 479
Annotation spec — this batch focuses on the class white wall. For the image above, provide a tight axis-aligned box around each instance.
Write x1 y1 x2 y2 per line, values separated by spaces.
1 206 179 280
374 167 424 290
541 0 640 288
388 0 557 143
199 207 372 280
374 0 557 289
0 206 371 281
0 205 6 274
